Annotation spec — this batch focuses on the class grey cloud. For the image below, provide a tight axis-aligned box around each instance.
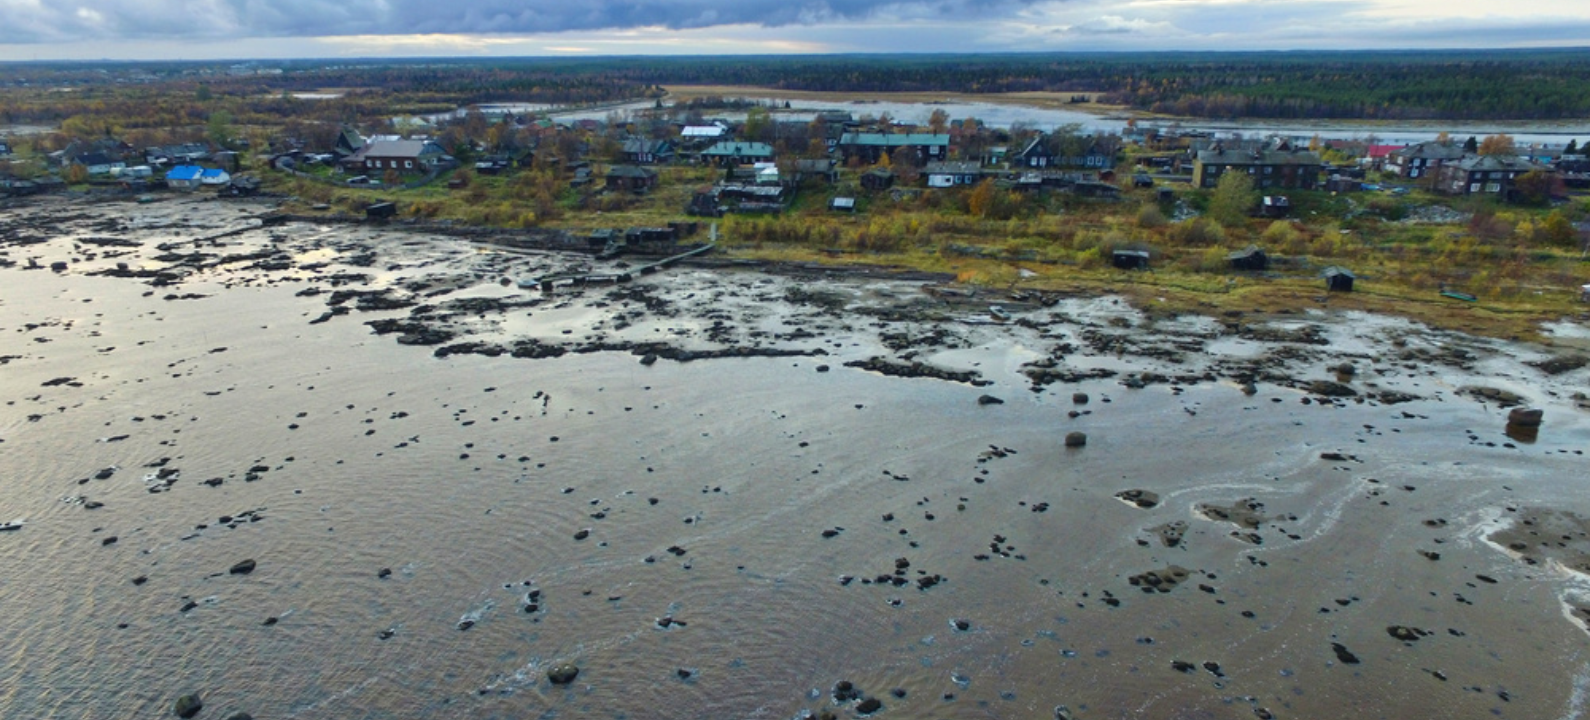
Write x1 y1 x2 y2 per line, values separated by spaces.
0 0 1038 43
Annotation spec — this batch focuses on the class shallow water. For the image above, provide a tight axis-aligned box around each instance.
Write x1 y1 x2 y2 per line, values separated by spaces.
2 197 1590 719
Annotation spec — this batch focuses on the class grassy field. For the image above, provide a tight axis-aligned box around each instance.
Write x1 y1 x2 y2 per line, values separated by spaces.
266 163 1590 344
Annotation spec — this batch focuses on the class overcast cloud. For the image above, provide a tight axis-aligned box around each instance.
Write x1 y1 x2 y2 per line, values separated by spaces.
0 0 1586 59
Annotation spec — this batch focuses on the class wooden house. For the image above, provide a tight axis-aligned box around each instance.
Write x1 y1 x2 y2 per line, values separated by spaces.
1323 266 1355 292
925 161 983 188
1435 155 1548 198
1112 249 1150 270
837 133 949 165
621 138 674 164
1226 245 1268 271
605 165 658 193
1193 147 1322 190
860 168 895 191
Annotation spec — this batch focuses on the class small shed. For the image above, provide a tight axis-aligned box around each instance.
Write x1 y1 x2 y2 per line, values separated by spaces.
1133 173 1154 188
365 202 398 220
860 168 895 191
1260 195 1291 218
1112 249 1151 270
1581 283 1590 302
830 197 856 213
1322 266 1356 292
1227 245 1269 271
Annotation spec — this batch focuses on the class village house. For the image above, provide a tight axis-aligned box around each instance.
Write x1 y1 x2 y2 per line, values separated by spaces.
73 152 126 176
700 141 773 167
1385 141 1465 179
350 139 450 175
1014 133 1121 169
146 143 210 167
605 165 659 193
925 161 984 188
0 140 12 157
621 138 674 165
792 158 839 184
1192 147 1322 190
1434 155 1548 197
837 133 949 165
164 165 205 190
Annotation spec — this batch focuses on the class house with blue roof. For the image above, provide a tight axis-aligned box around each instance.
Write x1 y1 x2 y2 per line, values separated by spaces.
165 165 205 190
200 168 231 186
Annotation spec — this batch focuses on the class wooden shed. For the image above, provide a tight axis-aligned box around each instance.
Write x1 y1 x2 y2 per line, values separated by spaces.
1323 266 1356 292
1227 245 1269 271
1112 249 1151 270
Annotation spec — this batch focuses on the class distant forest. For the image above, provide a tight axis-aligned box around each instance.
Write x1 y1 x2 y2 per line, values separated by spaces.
3 49 1590 122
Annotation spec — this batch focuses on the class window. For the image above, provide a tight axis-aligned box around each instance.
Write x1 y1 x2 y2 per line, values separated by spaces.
1263 166 1273 174
372 160 382 168
1486 183 1501 193
405 161 413 169
1470 183 1481 193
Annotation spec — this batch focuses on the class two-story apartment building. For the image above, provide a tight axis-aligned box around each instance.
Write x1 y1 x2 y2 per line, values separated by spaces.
1192 148 1323 190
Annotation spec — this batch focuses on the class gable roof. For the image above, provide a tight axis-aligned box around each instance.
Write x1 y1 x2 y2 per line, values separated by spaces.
702 141 773 157
1196 149 1323 166
606 165 657 179
165 165 204 181
1391 142 1465 162
362 139 443 160
840 133 950 147
1449 155 1542 172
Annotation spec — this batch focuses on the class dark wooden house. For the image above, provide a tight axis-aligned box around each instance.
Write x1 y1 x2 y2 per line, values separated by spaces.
1112 249 1151 270
1226 245 1268 271
605 165 659 193
1323 266 1355 292
860 168 895 191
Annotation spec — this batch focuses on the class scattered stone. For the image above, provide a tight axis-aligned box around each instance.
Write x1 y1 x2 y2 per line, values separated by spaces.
1064 432 1087 448
1331 642 1361 664
228 559 256 575
172 693 203 718
1115 489 1159 509
547 662 580 685
977 394 1004 406
1507 408 1543 428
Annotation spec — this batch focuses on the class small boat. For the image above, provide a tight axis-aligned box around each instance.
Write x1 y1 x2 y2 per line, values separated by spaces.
989 305 1012 322
0 521 22 532
1440 290 1477 302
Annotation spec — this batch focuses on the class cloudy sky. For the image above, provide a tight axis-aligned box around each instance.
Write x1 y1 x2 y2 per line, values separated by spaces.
0 0 1587 60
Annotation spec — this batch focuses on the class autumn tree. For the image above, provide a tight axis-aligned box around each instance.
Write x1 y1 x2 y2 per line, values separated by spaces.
1513 169 1558 205
743 107 772 143
928 108 949 135
1478 134 1515 156
1208 171 1257 227
1537 211 1576 246
207 110 235 149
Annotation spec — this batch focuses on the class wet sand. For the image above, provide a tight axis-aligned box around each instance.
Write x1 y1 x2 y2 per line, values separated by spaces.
2 194 1589 719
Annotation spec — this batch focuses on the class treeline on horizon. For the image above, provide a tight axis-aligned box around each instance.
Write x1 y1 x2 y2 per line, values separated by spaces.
3 49 1589 122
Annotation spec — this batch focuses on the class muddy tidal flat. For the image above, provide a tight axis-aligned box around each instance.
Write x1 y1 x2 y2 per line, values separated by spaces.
2 195 1590 720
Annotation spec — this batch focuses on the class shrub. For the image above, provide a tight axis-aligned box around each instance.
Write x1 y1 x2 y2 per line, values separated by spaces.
1167 217 1227 246
1260 220 1300 246
1135 204 1167 229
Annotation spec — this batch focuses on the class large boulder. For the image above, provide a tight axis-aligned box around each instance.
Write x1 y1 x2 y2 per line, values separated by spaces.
1508 407 1544 428
547 662 580 685
173 693 203 718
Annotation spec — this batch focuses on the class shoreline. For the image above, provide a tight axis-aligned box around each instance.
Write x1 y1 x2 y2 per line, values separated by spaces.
3 193 1590 718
